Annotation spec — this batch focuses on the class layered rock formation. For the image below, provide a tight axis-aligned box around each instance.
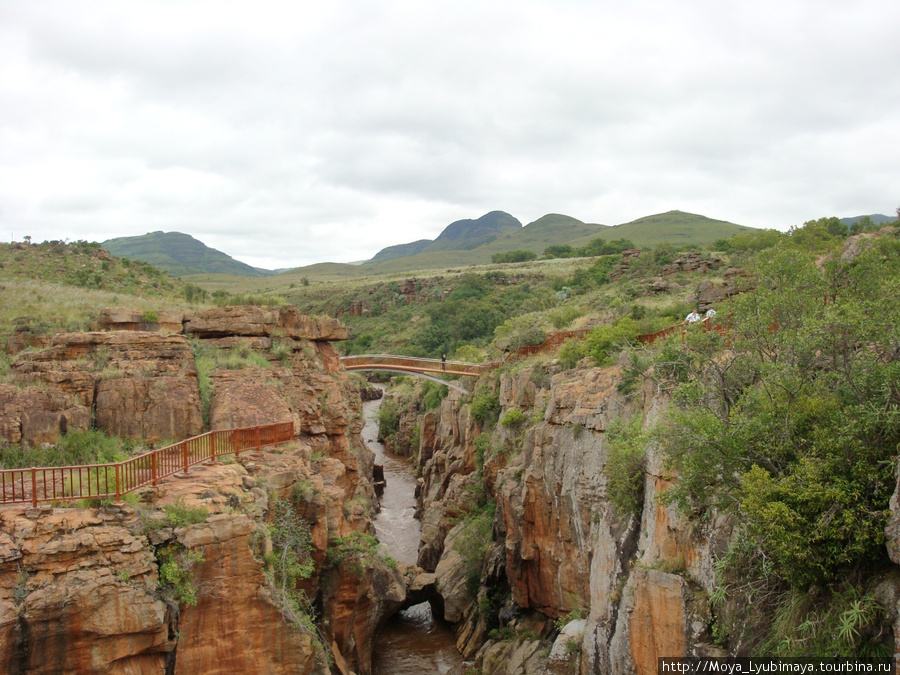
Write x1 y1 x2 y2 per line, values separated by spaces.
406 362 767 673
0 305 407 674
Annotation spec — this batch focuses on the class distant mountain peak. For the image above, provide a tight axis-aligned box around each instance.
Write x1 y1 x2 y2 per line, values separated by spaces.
102 231 273 278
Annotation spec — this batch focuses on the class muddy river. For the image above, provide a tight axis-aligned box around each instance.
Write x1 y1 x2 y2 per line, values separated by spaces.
362 391 467 675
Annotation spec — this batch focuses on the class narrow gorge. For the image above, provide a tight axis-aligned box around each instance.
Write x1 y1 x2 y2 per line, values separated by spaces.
3 263 900 673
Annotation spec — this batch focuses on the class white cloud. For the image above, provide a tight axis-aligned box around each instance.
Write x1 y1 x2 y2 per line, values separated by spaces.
1 0 898 268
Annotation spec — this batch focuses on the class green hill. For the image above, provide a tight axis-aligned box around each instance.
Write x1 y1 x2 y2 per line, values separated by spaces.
368 211 522 264
567 210 750 249
353 210 749 274
102 231 274 278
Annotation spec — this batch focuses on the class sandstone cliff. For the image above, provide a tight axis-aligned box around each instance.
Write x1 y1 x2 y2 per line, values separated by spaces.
0 306 405 674
409 360 900 674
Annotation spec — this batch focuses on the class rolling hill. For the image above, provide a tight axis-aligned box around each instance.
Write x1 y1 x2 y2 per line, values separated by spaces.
355 210 750 274
102 231 274 277
369 211 522 263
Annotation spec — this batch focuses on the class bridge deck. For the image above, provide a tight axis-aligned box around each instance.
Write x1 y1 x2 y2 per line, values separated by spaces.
340 355 484 377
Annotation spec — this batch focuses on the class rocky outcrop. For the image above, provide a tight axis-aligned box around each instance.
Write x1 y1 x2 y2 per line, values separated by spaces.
8 331 202 444
1 306 353 447
0 384 91 445
413 361 736 673
0 506 171 674
95 376 203 442
0 305 410 674
661 252 721 276
10 331 198 407
186 305 349 341
695 267 753 312
99 307 185 333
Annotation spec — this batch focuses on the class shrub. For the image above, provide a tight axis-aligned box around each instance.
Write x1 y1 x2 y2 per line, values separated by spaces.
376 398 400 441
603 417 646 517
500 408 526 428
453 501 496 594
491 250 537 264
584 317 641 365
157 544 205 606
470 388 500 424
163 498 209 528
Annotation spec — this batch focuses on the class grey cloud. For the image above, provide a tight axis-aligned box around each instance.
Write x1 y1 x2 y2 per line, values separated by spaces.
1 0 899 267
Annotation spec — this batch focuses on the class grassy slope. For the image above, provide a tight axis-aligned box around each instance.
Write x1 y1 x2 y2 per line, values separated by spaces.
0 241 206 338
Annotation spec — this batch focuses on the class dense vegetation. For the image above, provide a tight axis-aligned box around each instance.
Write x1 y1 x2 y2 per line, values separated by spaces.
649 227 900 655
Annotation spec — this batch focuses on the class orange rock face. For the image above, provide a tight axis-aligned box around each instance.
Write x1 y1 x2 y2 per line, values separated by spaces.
96 376 203 443
0 384 91 445
8 331 200 442
0 506 171 674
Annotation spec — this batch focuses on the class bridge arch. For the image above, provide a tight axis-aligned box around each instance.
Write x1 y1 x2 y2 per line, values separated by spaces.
346 367 472 393
340 355 485 394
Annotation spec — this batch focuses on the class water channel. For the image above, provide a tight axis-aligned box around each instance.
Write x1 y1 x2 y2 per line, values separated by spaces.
362 389 467 675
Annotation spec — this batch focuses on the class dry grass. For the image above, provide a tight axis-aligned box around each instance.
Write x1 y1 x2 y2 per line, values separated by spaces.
0 278 204 338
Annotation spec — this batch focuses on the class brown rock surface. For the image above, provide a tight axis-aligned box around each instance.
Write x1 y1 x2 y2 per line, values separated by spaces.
173 514 327 675
0 506 171 674
0 383 91 445
96 376 203 443
187 305 348 341
11 331 197 409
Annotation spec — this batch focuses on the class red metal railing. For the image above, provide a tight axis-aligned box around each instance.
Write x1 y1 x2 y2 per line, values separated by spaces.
0 422 294 508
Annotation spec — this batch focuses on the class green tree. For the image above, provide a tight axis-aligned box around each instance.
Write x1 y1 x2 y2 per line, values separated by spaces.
657 241 900 588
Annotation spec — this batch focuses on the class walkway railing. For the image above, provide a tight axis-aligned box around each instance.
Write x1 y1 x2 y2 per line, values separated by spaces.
341 354 484 377
0 422 294 508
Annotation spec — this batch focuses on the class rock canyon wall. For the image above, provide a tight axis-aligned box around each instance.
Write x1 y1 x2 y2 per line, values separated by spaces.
408 360 900 674
0 306 403 674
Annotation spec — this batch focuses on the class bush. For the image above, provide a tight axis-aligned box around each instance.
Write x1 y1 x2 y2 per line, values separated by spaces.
500 408 526 428
470 388 500 424
376 398 400 441
163 498 209 528
603 417 646 517
421 380 448 411
491 250 537 264
453 501 496 594
557 337 589 370
584 317 641 365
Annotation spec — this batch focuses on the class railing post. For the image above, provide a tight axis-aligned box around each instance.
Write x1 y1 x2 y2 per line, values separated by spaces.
182 441 189 474
151 452 158 486
255 426 261 449
31 468 37 508
115 464 121 500
210 432 217 463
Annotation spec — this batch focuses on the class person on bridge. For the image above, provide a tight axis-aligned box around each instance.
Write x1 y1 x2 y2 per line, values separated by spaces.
685 309 702 324
441 353 447 371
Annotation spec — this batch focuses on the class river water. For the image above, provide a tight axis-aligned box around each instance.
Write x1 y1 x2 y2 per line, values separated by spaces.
362 391 467 675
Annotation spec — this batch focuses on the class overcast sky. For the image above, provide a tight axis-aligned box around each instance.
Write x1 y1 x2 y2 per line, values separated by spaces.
2 1 898 269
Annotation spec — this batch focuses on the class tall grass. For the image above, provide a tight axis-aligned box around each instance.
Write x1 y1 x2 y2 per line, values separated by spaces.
0 429 129 470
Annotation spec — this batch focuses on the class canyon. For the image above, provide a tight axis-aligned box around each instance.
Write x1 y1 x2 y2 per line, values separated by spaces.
3 297 900 673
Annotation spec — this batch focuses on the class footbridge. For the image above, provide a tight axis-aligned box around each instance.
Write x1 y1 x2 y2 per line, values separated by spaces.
340 355 486 393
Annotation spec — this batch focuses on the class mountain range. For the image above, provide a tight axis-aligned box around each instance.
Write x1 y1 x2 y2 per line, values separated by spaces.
100 211 894 279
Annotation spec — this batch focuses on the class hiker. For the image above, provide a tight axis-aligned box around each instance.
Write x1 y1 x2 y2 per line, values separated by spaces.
685 309 702 324
705 308 717 319
441 353 446 371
